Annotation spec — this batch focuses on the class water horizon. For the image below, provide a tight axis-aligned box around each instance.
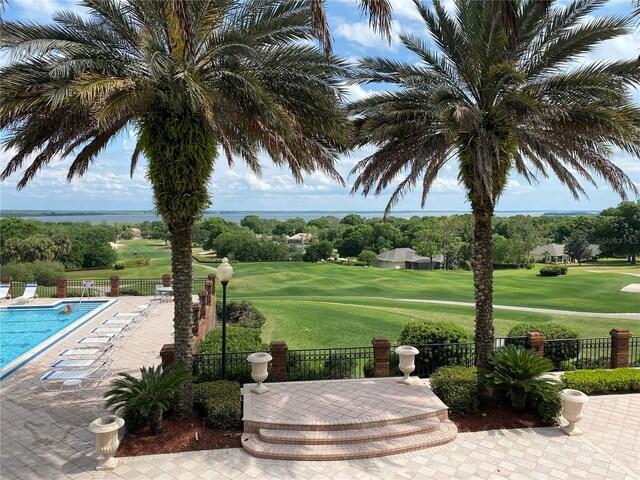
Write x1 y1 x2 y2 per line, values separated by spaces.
0 209 599 224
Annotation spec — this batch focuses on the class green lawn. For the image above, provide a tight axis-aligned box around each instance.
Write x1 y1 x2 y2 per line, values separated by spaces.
66 243 640 348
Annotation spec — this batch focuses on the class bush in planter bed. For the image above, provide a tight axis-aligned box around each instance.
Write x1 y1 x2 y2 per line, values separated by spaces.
562 368 640 395
215 300 266 330
506 323 579 365
528 390 562 425
193 381 242 430
430 366 478 414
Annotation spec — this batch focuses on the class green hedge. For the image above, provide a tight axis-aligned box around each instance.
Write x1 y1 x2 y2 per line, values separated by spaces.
193 381 242 430
506 323 579 365
562 369 640 395
199 327 268 354
539 265 568 277
430 366 478 414
528 390 562 425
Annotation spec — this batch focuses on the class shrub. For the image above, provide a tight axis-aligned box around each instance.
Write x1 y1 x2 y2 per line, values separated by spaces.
539 265 567 277
286 355 327 381
430 366 478 414
562 368 640 395
114 263 126 270
539 266 560 276
506 323 580 365
2 260 65 286
122 256 151 267
398 320 470 374
528 390 562 425
199 327 268 354
324 355 356 379
122 405 147 434
480 346 559 412
363 354 402 378
193 381 242 430
215 300 266 330
104 364 193 435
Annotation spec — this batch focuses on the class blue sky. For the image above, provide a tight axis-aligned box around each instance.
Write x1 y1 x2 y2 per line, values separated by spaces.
1 0 639 213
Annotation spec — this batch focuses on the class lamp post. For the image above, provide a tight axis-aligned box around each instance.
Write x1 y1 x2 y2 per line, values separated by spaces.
216 257 234 379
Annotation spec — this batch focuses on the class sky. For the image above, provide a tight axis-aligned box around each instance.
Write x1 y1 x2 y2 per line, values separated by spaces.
1 0 639 214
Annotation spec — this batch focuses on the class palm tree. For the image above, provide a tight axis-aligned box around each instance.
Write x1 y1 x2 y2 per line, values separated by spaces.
347 0 639 367
0 0 349 414
104 364 192 435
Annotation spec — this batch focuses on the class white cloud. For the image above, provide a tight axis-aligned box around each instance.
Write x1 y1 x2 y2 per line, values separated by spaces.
335 20 401 51
343 83 376 102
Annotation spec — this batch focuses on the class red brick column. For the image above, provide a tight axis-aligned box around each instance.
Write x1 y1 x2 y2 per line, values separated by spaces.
192 304 200 335
160 344 176 369
526 332 546 356
162 274 171 287
208 273 216 294
610 328 631 368
198 291 207 320
205 281 213 305
56 277 67 299
1 276 13 298
270 341 288 383
372 337 391 377
109 275 119 297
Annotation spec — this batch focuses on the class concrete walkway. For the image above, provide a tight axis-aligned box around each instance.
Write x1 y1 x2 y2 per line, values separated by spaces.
393 298 640 320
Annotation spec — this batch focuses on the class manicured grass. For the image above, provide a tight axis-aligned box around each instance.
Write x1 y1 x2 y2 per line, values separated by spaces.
65 239 212 279
65 244 639 348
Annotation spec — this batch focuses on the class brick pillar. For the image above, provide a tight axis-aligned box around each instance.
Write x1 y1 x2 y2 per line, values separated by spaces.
1 276 13 298
109 275 120 297
192 304 200 335
610 328 631 368
208 273 216 294
205 281 213 305
162 274 171 287
372 337 391 377
198 291 207 320
526 332 546 356
160 344 176 369
56 277 67 299
270 341 288 383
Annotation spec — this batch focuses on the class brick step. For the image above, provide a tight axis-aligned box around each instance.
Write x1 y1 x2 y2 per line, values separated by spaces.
244 407 448 433
259 418 441 445
242 420 458 461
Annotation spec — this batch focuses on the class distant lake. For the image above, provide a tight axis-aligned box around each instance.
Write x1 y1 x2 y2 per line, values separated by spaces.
0 210 597 224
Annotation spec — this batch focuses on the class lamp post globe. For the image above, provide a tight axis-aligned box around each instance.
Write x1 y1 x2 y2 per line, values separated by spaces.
217 257 233 379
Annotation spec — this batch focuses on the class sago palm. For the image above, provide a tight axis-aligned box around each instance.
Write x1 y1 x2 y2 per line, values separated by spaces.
104 364 192 435
0 0 349 414
347 0 640 367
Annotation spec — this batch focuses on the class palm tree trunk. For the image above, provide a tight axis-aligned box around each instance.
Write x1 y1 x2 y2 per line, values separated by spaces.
471 201 495 368
170 219 194 418
148 405 164 435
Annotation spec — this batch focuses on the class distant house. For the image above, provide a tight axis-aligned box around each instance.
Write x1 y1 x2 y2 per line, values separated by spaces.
375 248 442 270
287 233 313 245
530 243 600 262
530 243 565 263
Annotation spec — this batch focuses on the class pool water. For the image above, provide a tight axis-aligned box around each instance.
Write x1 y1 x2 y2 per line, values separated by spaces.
0 300 109 370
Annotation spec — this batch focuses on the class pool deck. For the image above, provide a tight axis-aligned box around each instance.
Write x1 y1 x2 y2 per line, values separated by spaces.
1 296 639 479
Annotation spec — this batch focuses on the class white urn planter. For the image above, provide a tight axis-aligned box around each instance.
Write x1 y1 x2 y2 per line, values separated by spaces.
247 352 273 394
395 345 419 384
559 389 589 436
88 415 125 470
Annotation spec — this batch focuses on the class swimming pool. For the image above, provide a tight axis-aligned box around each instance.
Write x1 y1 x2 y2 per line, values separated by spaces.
0 300 115 379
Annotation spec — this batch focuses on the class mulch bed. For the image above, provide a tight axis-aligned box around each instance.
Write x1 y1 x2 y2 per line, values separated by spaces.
116 418 242 457
118 406 548 456
450 404 548 433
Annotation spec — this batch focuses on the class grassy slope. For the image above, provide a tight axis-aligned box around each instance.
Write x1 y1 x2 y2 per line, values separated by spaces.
66 242 639 347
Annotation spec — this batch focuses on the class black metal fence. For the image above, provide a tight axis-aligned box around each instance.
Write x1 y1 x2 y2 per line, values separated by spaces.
193 351 254 384
286 346 375 381
545 337 611 371
404 342 476 377
8 276 210 298
631 336 640 367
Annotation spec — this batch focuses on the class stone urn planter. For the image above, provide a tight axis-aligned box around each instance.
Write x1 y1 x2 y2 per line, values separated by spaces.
247 352 273 394
395 345 419 384
88 415 125 470
559 389 589 436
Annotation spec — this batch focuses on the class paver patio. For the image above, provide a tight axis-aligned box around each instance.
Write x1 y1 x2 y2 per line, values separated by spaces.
0 296 638 479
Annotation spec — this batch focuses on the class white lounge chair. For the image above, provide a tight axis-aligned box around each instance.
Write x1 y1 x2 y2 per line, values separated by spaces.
58 348 102 358
12 283 38 304
101 318 132 326
0 284 11 303
90 327 123 335
40 360 111 391
50 359 101 369
76 336 114 347
112 312 139 318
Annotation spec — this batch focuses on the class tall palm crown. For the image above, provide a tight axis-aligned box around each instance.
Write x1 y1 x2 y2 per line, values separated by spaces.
1 0 349 413
348 0 639 366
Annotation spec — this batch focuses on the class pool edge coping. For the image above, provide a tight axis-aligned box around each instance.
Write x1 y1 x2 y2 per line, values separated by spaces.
0 298 118 381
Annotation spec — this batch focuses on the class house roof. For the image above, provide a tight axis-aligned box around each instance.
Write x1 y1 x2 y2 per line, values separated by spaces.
530 243 565 257
409 255 445 264
287 233 313 240
377 248 424 263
